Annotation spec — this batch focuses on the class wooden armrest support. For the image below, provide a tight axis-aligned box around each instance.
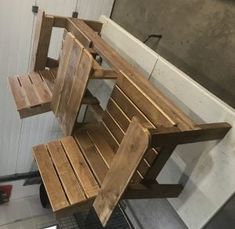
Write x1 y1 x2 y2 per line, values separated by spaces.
93 117 151 226
124 183 183 199
149 122 231 147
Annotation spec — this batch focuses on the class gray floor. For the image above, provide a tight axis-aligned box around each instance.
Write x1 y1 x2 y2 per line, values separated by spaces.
111 0 235 108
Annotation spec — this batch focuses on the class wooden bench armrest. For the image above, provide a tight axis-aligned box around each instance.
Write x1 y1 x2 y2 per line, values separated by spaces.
149 122 231 147
93 117 151 226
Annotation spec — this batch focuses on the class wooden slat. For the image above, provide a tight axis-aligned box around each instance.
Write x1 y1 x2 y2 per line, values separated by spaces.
74 131 109 184
33 144 69 211
51 32 75 114
47 141 86 205
99 122 119 153
8 76 29 110
31 11 54 71
111 86 154 128
52 32 93 135
61 47 93 135
18 75 41 107
61 137 100 198
65 18 91 48
93 117 150 226
117 75 174 128
30 72 52 102
106 98 130 132
86 128 115 168
39 69 55 92
71 19 195 130
102 111 124 144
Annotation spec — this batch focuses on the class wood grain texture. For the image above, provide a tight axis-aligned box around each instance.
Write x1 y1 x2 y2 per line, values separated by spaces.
47 141 86 205
93 117 150 226
33 144 69 211
31 11 54 71
61 136 100 198
51 32 93 135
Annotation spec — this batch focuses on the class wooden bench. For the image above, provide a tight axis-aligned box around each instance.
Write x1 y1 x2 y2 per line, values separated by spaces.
8 12 231 227
32 19 231 227
8 11 114 119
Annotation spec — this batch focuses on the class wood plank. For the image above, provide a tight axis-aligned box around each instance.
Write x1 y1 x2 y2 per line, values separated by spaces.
39 69 55 92
31 12 54 71
150 123 231 146
65 18 91 48
61 47 93 135
74 131 109 185
86 128 115 168
93 117 150 226
18 75 41 106
71 19 195 131
99 122 119 153
124 183 183 199
117 74 175 128
102 111 124 144
46 57 59 68
83 20 103 33
30 72 52 102
47 141 86 205
111 86 154 128
61 136 100 198
8 76 29 110
91 69 118 80
33 144 69 212
106 98 130 132
51 32 75 115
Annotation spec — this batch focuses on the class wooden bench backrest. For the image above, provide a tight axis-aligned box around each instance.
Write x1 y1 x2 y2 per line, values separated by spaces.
51 32 93 135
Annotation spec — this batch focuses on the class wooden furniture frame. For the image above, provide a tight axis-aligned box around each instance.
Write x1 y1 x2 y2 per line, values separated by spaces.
8 11 117 119
8 12 231 227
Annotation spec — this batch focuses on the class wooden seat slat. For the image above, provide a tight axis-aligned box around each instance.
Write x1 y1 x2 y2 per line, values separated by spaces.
8 76 29 110
18 75 41 107
30 72 52 102
33 144 69 211
47 141 87 205
86 128 115 168
61 136 99 198
74 130 109 184
39 69 56 92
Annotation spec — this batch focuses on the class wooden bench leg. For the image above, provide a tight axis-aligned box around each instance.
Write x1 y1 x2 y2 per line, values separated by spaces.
123 183 183 199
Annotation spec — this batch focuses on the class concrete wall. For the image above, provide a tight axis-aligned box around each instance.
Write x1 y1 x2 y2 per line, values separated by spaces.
93 16 235 229
111 0 235 109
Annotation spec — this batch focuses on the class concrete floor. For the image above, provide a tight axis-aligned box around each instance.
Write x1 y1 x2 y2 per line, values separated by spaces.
111 0 235 108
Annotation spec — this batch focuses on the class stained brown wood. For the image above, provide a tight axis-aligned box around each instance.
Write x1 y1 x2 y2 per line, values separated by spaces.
31 11 54 71
52 33 93 135
124 183 183 199
74 131 109 184
61 137 100 198
47 141 86 205
93 118 150 226
71 19 196 131
33 144 69 211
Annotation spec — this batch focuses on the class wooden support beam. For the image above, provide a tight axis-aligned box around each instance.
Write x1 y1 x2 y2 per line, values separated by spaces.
46 57 59 68
53 16 67 28
124 183 183 199
149 123 231 147
82 20 103 33
65 18 91 48
31 11 54 71
91 69 118 80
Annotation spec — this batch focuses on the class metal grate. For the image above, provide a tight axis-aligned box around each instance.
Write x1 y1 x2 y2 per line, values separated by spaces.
74 205 134 229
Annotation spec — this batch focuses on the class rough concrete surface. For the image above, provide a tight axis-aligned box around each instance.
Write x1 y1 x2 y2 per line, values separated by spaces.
112 0 235 108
